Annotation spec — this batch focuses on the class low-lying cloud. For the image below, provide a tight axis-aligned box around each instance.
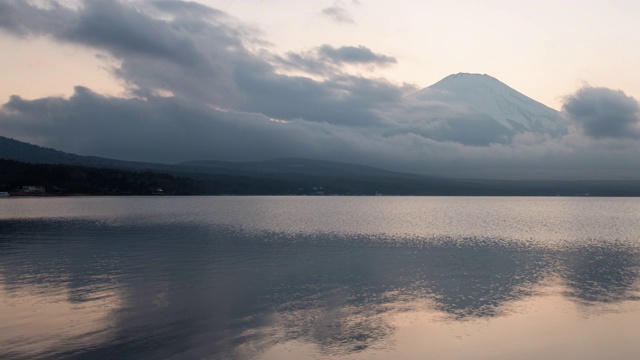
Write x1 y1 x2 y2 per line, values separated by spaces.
4 85 640 180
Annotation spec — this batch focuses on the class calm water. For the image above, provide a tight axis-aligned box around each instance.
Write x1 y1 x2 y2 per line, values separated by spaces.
1 196 640 359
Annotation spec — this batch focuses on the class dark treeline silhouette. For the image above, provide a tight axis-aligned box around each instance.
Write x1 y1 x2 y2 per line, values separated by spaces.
4 158 640 196
0 159 292 195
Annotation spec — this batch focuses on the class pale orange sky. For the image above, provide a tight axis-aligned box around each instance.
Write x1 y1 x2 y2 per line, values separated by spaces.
196 0 640 110
0 36 124 102
2 0 640 110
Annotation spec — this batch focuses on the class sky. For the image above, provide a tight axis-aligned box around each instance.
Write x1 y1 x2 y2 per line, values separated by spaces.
1 0 640 179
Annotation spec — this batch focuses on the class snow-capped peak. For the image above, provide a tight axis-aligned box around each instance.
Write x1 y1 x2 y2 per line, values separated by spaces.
406 73 566 136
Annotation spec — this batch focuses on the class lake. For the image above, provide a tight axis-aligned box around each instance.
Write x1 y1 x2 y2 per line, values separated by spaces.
1 196 640 359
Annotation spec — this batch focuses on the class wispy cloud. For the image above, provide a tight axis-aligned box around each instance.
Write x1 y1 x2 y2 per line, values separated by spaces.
275 45 397 76
321 3 355 25
317 45 396 65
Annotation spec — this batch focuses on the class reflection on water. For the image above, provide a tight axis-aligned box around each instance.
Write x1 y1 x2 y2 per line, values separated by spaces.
1 197 640 359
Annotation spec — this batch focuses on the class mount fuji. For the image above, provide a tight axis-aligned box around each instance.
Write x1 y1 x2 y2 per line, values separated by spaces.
400 73 566 145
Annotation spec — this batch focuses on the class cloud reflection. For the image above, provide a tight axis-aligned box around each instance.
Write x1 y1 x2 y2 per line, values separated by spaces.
1 219 640 359
561 243 640 305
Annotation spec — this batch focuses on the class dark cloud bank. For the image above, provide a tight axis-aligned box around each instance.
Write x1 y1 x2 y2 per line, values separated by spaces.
1 0 640 180
563 87 640 139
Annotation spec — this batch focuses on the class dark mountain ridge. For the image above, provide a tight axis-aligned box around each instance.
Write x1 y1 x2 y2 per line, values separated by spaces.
0 135 429 180
0 135 173 170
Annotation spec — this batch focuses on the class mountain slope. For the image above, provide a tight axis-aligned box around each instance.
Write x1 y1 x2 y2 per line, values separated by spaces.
0 135 163 169
402 73 566 144
0 136 484 195
0 135 429 180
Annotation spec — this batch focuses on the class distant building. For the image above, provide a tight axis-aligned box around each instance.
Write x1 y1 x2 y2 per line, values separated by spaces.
53 186 69 194
21 185 45 193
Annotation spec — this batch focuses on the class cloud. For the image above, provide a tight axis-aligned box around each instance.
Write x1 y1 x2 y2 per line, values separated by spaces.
0 87 338 163
0 1 24 34
152 0 224 16
5 86 640 180
317 45 396 66
321 4 355 24
562 86 640 139
2 1 640 179
234 71 409 126
275 45 397 79
0 0 75 37
0 0 406 125
0 86 436 166
65 1 207 66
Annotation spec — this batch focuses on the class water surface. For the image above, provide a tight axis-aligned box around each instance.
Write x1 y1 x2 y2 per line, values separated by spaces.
1 196 640 359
